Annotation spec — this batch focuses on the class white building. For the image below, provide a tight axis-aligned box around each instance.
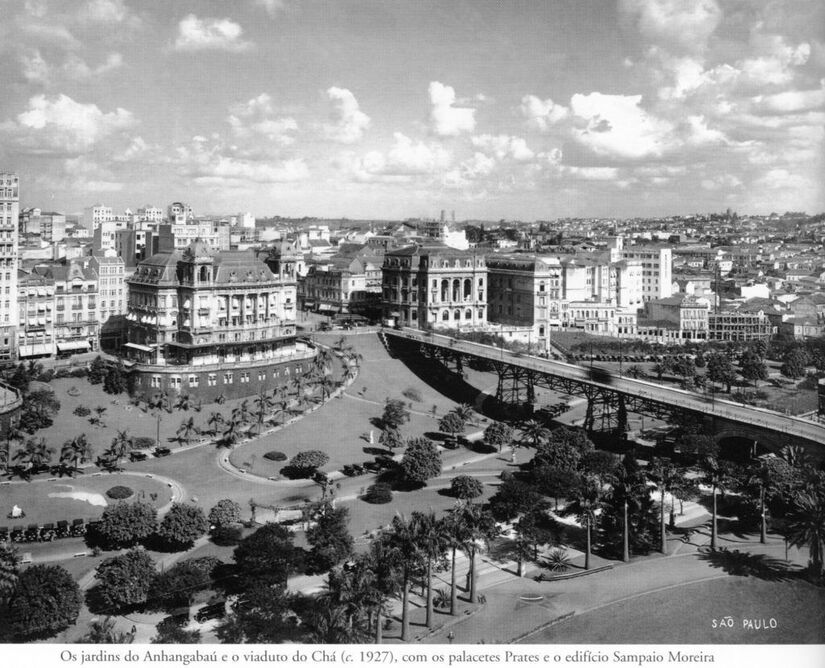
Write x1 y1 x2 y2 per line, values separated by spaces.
609 236 673 302
82 204 113 232
137 205 164 223
0 172 19 362
238 212 256 230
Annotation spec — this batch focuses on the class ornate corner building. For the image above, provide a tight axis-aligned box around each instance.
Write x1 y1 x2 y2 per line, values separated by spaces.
124 240 314 401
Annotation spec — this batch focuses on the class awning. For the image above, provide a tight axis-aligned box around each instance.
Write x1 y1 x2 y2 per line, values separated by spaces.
56 341 90 352
18 344 52 357
124 342 154 352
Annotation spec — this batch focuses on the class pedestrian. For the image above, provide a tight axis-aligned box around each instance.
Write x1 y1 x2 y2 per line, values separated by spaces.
369 429 374 444
447 631 455 644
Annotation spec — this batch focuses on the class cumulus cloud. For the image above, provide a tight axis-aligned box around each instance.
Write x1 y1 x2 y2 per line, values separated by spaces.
750 81 825 114
174 14 252 52
429 81 476 136
19 51 123 86
227 93 298 145
570 92 674 160
176 138 309 185
254 0 287 16
0 94 136 155
619 0 722 54
79 0 140 26
520 95 570 131
324 87 370 143
471 134 534 161
349 132 451 182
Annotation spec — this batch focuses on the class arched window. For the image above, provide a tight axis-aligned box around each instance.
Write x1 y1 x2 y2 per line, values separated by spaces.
199 266 208 282
452 279 460 302
454 309 461 321
441 310 449 321
465 309 472 320
441 279 449 302
463 278 472 300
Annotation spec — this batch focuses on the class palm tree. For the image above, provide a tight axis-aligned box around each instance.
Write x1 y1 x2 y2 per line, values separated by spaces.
648 458 679 554
702 456 729 551
314 347 335 376
386 514 423 642
13 437 53 477
222 419 244 448
173 393 192 412
59 434 92 477
452 403 475 425
519 419 550 451
316 377 337 403
442 505 467 616
253 391 274 433
176 417 199 445
366 536 400 643
745 458 776 545
566 475 601 569
207 411 225 436
455 503 499 604
411 511 448 629
784 490 825 581
2 420 25 474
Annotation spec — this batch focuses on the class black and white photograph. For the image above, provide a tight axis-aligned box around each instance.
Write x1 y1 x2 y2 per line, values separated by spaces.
0 1 824 665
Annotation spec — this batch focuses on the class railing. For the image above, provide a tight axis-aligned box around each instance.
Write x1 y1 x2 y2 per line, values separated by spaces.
134 347 316 374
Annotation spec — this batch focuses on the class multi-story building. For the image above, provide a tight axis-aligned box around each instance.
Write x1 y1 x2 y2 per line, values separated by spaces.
115 228 158 269
167 202 193 224
381 243 487 330
82 204 112 232
34 260 99 355
16 269 55 359
92 219 127 252
19 208 66 242
157 221 230 253
0 172 19 363
639 294 709 342
609 236 673 301
124 241 307 401
708 310 773 342
300 257 381 317
89 252 127 350
137 205 164 223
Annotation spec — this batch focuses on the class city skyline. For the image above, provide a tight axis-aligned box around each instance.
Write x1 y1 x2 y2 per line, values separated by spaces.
0 0 823 220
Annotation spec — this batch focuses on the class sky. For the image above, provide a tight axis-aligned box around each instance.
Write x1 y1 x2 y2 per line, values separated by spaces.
0 0 823 220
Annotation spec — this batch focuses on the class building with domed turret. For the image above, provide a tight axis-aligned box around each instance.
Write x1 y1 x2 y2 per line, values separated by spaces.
124 239 311 401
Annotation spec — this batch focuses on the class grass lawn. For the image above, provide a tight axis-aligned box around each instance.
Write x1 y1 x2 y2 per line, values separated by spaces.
0 473 172 526
528 577 825 644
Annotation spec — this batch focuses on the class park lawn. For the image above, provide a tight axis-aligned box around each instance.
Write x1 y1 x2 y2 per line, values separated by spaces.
0 472 173 526
528 577 825 644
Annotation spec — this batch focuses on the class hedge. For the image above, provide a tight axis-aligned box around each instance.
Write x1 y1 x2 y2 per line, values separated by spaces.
263 451 287 462
106 486 134 500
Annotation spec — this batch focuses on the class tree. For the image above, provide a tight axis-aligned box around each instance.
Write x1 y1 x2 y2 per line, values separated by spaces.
400 437 442 485
221 418 244 448
381 398 410 429
581 450 620 487
449 475 484 500
780 348 808 380
438 412 465 437
0 543 19 605
176 416 200 445
12 437 53 478
215 586 301 644
532 464 581 511
784 487 825 581
740 349 768 387
233 523 302 589
88 356 106 384
702 456 733 551
156 502 209 550
647 458 680 554
79 617 136 644
533 426 594 472
565 476 602 569
152 617 201 644
89 548 156 613
107 429 133 467
454 503 499 604
103 361 127 395
452 403 475 425
307 503 354 573
484 421 514 452
378 425 403 450
673 356 696 389
207 411 225 436
147 557 220 611
519 419 550 450
384 514 422 641
173 393 193 412
706 353 736 393
411 511 448 629
286 450 330 478
208 499 242 528
489 478 545 522
19 387 60 433
59 434 92 477
96 501 158 549
7 564 81 640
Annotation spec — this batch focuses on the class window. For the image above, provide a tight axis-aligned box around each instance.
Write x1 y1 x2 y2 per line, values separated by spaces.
208 374 217 387
150 376 161 388
224 372 233 384
188 375 199 387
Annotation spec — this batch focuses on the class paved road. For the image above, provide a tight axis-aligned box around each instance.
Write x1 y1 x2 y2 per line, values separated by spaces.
389 328 825 447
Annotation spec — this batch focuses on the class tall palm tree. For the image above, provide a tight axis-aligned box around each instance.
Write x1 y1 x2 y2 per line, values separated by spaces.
222 419 244 448
745 458 776 545
176 417 199 445
784 490 825 581
207 411 225 436
387 514 423 642
3 420 25 474
702 456 729 551
452 403 475 425
316 377 337 403
290 375 306 401
411 511 448 629
455 503 499 604
442 505 467 616
367 535 401 643
59 434 92 477
648 458 679 554
253 391 274 433
173 393 192 412
566 475 602 569
314 347 335 376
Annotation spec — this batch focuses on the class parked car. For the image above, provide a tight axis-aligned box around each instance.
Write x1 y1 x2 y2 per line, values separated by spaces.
129 451 148 462
154 446 172 457
195 601 226 623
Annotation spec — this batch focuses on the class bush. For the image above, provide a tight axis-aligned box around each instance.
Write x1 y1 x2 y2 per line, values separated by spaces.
210 524 243 546
155 503 208 550
364 483 392 504
263 451 287 462
36 369 55 383
449 475 484 499
69 368 88 378
105 486 134 500
132 437 156 450
73 406 91 417
282 450 330 478
208 499 242 528
402 388 423 403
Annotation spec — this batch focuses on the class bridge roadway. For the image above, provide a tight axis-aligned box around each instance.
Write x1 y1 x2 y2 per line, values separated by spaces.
387 327 825 448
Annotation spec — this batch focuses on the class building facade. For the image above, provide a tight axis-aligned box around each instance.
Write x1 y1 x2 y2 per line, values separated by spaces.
0 173 19 363
16 269 55 359
35 260 100 355
125 241 307 401
708 310 773 341
382 243 487 330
